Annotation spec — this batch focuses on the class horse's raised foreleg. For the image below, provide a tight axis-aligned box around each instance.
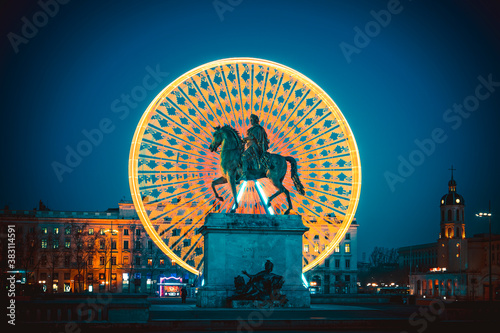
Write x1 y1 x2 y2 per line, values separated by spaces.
211 176 227 201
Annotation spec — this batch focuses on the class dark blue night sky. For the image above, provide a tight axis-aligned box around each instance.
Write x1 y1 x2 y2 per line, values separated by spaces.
1 0 500 258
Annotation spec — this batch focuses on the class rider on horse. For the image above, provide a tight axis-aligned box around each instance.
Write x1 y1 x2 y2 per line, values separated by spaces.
240 114 270 181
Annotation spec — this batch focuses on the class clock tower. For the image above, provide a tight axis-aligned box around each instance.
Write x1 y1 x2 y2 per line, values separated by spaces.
437 166 467 271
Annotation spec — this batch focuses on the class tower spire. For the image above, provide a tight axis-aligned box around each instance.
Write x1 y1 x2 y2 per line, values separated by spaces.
448 165 457 192
449 165 455 180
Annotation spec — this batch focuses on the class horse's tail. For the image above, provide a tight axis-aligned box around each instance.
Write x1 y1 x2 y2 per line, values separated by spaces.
285 156 305 195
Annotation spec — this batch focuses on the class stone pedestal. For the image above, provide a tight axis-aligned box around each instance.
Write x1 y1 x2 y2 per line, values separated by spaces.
196 213 310 308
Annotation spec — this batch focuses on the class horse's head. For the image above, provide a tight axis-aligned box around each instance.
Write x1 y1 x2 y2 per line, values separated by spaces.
209 126 223 152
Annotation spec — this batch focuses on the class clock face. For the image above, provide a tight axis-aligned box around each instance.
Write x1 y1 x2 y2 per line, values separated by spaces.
456 198 460 203
129 58 361 274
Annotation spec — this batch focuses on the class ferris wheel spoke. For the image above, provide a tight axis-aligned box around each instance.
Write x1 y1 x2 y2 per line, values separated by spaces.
142 138 219 163
154 106 212 146
266 79 298 134
271 101 324 150
295 138 348 157
189 77 224 128
205 70 234 126
175 86 221 137
147 123 212 154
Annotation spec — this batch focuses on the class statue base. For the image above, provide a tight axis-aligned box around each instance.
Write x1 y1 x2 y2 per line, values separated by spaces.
196 213 310 308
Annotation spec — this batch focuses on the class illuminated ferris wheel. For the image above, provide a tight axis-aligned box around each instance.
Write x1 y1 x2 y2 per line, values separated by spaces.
129 58 361 275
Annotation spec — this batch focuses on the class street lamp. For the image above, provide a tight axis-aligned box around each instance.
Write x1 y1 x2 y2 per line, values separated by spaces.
476 200 493 301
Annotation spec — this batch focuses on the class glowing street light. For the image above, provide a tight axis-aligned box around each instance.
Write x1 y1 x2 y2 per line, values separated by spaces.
476 200 493 302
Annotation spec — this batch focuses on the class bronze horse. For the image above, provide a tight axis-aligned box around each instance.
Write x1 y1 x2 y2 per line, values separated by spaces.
209 125 305 214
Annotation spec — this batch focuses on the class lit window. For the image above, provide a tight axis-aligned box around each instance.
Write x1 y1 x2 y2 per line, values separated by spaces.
54 227 59 235
148 258 153 266
41 239 47 249
314 244 319 253
65 227 71 235
345 243 351 253
100 229 105 235
334 245 340 253
160 259 165 266
65 239 71 248
41 227 48 234
88 228 94 235
53 240 59 249
304 244 309 252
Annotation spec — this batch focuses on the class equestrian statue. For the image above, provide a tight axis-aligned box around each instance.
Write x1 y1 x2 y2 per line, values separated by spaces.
209 114 305 215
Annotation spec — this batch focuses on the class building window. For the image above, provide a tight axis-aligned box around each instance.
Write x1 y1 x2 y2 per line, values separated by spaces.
124 240 129 250
53 239 59 249
183 239 190 247
88 256 93 266
64 273 70 280
100 256 105 265
100 229 105 235
334 245 340 253
112 240 116 250
135 240 141 249
41 227 48 234
135 256 141 265
447 209 452 221
100 240 105 250
123 256 129 265
88 228 94 235
64 239 71 249
345 275 350 282
148 240 153 249
314 243 319 253
335 259 340 268
325 259 330 268
345 233 350 240
148 258 153 266
124 229 129 236
65 227 71 235
304 244 309 253
195 247 203 256
53 273 59 280
345 243 351 253
345 259 350 269
54 227 59 235
136 229 141 236
112 257 116 265
160 259 165 266
172 229 180 237
456 210 460 221
41 239 48 249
